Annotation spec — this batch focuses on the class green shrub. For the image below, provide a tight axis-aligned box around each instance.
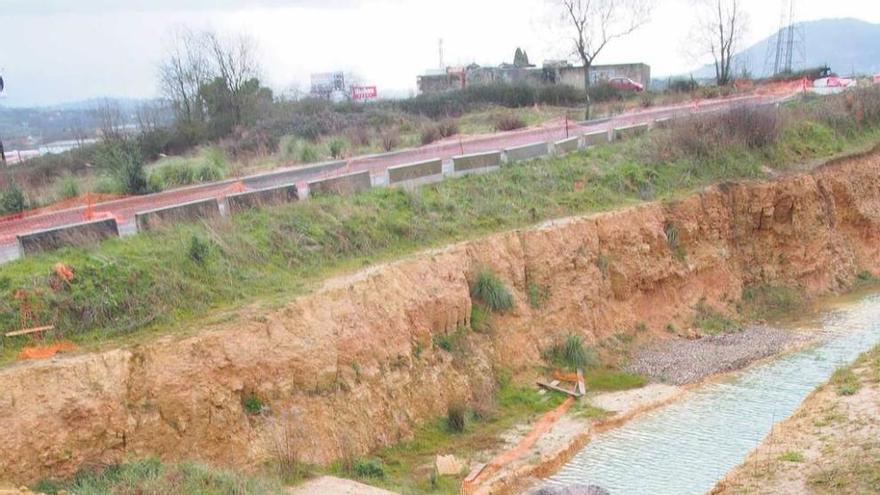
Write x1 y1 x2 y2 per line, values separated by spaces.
542 334 597 370
353 458 385 479
470 304 491 333
299 143 319 163
0 181 27 214
693 299 740 335
98 141 149 195
471 269 514 312
433 333 454 352
57 176 81 200
527 282 548 309
328 138 346 159
243 394 264 414
741 284 805 319
446 401 467 433
187 235 211 265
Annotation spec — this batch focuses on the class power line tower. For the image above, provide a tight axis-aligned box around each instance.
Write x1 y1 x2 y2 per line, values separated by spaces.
438 38 445 70
772 0 806 76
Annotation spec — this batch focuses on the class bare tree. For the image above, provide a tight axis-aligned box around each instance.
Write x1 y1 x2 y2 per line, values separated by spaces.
558 0 651 119
135 101 169 135
201 31 262 124
694 0 746 86
158 28 212 125
93 99 126 142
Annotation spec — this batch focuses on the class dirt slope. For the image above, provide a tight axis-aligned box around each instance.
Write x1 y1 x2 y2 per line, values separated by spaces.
2 147 880 484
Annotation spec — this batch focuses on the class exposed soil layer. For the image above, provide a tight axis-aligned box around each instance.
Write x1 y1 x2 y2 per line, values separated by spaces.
3 146 880 484
626 326 813 385
711 346 880 494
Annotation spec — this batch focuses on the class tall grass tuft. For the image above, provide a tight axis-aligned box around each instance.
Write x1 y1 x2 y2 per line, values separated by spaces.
471 269 514 312
542 334 597 370
446 401 467 433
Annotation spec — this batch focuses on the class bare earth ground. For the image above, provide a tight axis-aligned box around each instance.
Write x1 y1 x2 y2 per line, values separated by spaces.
288 476 398 495
711 346 880 495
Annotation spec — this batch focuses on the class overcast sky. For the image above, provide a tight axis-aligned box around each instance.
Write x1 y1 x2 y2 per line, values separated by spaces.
2 0 880 106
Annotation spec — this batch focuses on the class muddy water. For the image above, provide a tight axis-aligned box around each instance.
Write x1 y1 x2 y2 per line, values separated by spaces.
543 293 880 495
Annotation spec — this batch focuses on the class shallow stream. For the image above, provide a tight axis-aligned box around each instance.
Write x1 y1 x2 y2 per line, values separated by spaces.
543 293 880 495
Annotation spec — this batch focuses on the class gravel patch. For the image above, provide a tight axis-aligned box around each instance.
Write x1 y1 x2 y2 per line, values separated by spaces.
626 325 814 385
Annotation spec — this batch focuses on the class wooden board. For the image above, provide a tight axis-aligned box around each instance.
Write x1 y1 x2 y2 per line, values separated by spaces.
577 368 586 396
5 325 54 337
537 380 582 398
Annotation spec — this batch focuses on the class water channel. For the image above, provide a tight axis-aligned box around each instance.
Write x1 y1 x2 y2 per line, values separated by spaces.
543 293 880 495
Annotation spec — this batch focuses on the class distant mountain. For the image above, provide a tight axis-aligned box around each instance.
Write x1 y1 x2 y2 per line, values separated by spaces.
687 18 880 79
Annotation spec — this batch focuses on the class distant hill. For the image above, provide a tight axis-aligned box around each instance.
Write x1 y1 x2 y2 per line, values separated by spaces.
687 18 880 79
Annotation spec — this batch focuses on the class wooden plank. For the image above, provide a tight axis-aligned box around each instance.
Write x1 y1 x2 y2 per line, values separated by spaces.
537 380 582 398
577 368 586 396
538 379 560 396
5 325 54 337
463 463 486 483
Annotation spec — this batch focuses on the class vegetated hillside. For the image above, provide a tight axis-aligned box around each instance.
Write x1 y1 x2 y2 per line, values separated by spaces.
688 18 880 79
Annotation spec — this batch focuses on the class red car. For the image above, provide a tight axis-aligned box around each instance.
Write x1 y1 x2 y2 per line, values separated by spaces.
607 76 645 92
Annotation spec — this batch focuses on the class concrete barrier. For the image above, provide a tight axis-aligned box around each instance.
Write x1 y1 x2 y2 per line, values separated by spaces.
243 160 346 190
17 218 119 255
503 142 549 163
308 170 372 196
452 151 503 172
583 129 611 147
226 184 299 213
136 198 221 232
387 159 443 184
653 117 672 128
613 123 650 141
554 136 581 155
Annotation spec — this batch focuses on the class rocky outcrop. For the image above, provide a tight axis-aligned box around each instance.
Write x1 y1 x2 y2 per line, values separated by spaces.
2 148 880 483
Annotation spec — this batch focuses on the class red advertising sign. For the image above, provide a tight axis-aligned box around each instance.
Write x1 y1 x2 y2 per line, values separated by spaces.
351 86 378 100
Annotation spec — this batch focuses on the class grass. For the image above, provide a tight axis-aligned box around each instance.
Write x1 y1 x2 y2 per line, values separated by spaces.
342 375 565 494
3 94 880 361
542 334 598 370
831 367 860 396
33 458 285 495
243 394 265 415
470 269 514 312
527 282 548 309
741 284 805 321
778 450 805 463
583 369 647 392
693 299 741 335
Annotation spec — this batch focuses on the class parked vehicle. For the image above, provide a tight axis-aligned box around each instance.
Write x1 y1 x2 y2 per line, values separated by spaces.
607 77 645 92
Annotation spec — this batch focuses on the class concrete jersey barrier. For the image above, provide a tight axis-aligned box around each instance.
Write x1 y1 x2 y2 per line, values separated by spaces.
554 136 581 155
613 123 650 141
453 151 503 172
17 217 119 255
243 160 346 191
504 142 549 163
387 159 443 184
307 170 372 196
135 198 221 232
226 184 299 213
583 129 611 147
